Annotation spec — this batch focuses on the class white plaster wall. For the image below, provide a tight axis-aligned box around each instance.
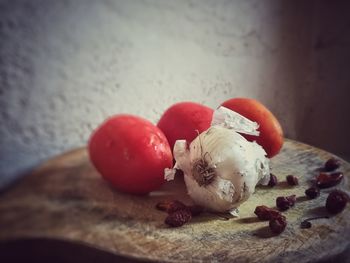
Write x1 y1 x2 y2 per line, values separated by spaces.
0 0 349 188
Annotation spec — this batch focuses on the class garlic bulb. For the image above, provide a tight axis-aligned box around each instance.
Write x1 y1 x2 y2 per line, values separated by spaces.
167 107 270 214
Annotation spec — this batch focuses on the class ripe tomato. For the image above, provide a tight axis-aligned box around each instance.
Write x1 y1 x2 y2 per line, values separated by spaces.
157 102 214 150
221 98 284 158
88 115 173 194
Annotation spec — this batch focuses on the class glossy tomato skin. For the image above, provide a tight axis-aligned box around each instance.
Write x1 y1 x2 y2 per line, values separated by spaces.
88 115 173 194
157 102 214 150
221 98 284 158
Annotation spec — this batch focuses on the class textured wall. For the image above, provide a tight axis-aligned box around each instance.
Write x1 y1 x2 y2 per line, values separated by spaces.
1 0 350 189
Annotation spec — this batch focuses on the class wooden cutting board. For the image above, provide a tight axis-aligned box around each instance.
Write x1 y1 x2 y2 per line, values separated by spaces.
0 139 349 262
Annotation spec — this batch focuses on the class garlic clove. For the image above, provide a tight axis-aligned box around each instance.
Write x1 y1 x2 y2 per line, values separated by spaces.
174 126 269 213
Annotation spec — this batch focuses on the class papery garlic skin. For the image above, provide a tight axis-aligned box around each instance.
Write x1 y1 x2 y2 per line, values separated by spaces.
211 106 260 136
173 125 270 213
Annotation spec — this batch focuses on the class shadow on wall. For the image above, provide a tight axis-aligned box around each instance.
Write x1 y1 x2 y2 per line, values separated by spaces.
295 0 350 159
263 0 350 159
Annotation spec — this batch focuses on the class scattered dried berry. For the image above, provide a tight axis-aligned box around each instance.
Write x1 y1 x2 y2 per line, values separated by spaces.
305 187 320 199
276 197 290 211
316 172 343 188
156 200 187 214
326 190 349 214
268 174 278 187
300 216 329 229
276 195 296 211
165 209 192 227
286 175 298 186
300 220 312 229
269 215 287 234
324 158 341 171
254 205 282 220
188 205 203 216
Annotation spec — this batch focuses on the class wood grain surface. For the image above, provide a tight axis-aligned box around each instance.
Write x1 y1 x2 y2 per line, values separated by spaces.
0 139 349 262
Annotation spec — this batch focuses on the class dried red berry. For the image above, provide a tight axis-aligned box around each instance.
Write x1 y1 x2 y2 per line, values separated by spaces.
286 175 298 186
188 205 203 216
300 216 329 229
326 190 349 214
324 158 341 171
276 195 296 211
268 174 278 187
269 215 287 234
305 187 320 199
316 172 343 188
165 209 192 227
300 220 312 229
276 197 290 211
254 205 282 220
156 200 187 214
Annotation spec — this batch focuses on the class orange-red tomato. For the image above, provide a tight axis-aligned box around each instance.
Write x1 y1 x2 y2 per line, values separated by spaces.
157 102 214 150
221 98 284 158
88 115 173 194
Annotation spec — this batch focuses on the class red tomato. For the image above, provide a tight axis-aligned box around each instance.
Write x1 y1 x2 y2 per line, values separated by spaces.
88 115 173 194
221 98 284 158
157 102 214 150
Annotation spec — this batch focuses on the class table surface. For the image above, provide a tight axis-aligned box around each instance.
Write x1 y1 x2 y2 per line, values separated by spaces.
0 139 349 262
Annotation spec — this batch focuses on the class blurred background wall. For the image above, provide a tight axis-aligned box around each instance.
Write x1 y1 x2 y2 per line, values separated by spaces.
1 0 350 189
